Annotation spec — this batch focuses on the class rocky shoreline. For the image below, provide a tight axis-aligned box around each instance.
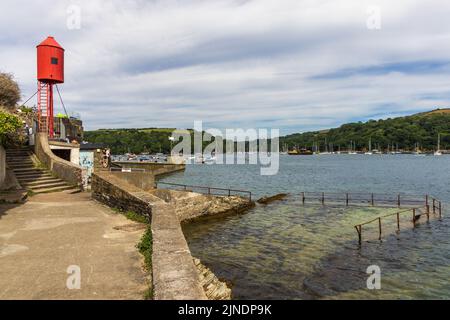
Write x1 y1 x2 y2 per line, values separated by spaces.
194 258 232 300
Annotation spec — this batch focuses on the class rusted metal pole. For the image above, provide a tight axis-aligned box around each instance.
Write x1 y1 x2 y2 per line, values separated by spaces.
439 201 442 219
378 218 382 240
355 225 362 244
397 212 400 231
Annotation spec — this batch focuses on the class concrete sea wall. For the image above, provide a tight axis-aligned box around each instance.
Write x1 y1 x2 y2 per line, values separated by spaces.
112 161 185 178
35 133 86 187
92 171 207 299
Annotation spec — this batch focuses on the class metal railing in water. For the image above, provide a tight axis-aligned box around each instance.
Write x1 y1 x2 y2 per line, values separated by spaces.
299 191 432 208
354 197 442 243
155 181 252 202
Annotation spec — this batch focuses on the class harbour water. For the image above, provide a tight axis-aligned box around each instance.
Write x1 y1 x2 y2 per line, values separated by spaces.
159 155 450 299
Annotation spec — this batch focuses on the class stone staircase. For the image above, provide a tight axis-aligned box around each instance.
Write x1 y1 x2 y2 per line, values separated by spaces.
6 148 79 194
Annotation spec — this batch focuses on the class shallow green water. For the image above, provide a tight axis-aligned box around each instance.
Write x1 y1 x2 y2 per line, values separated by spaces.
162 155 450 299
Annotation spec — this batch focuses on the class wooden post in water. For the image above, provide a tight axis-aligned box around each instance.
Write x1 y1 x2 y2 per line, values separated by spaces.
371 193 374 206
346 193 349 206
433 199 436 214
412 208 416 227
426 205 430 221
302 192 305 204
398 194 401 207
425 194 429 207
378 218 382 240
321 192 325 205
397 212 400 231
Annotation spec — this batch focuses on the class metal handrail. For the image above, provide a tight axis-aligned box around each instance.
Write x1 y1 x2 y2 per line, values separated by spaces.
354 199 442 243
299 191 430 207
155 181 252 201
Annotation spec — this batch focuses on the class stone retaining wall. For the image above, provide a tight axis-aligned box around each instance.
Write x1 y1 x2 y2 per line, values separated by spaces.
92 172 161 218
35 133 86 187
0 145 5 189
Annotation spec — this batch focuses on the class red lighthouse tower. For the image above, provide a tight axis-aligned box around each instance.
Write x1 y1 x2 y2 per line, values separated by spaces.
37 36 65 138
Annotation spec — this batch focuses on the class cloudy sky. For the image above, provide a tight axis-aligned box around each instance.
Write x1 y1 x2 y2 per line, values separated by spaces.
1 0 450 133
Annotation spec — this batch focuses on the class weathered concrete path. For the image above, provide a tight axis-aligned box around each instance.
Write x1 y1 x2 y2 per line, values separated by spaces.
0 192 148 300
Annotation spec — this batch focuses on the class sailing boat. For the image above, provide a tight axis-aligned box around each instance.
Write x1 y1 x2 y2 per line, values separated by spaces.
434 133 442 156
348 140 357 154
413 142 423 156
364 138 373 155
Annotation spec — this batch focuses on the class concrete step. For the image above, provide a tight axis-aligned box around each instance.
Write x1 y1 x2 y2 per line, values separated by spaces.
6 154 30 159
6 158 33 163
6 150 30 153
29 181 69 190
8 164 35 169
17 175 55 182
21 178 64 186
6 153 30 157
13 168 45 174
15 171 52 180
32 185 78 194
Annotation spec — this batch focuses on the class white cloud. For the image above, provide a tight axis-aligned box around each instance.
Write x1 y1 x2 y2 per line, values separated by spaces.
1 0 450 132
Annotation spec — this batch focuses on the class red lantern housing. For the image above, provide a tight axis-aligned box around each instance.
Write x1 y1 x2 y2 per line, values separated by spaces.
36 36 65 138
37 36 64 83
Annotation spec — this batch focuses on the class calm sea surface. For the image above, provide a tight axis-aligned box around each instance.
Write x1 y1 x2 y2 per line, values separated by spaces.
159 155 450 299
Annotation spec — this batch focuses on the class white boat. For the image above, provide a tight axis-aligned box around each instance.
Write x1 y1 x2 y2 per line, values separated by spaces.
364 138 373 155
435 133 442 156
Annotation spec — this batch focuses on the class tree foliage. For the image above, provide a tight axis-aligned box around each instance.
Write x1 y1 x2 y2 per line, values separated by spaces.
0 72 21 110
0 110 22 146
280 110 450 151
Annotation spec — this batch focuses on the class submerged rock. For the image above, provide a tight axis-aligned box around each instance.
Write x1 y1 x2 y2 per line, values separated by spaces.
257 193 288 204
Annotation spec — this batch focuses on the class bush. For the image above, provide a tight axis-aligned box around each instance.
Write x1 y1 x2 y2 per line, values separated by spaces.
0 110 23 146
0 73 21 110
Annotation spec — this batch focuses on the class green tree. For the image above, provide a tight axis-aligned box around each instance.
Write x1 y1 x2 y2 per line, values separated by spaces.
0 72 21 110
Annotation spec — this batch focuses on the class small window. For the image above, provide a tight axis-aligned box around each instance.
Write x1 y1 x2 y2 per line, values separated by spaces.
51 57 58 65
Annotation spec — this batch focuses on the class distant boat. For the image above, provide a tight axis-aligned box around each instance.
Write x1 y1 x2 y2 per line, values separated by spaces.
434 133 442 156
288 148 313 155
348 140 357 154
413 142 423 156
364 138 373 155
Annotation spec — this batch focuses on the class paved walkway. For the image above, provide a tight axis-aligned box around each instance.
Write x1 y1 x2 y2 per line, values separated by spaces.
0 192 148 300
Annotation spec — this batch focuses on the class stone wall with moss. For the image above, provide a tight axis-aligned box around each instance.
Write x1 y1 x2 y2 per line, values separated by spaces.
0 145 5 188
